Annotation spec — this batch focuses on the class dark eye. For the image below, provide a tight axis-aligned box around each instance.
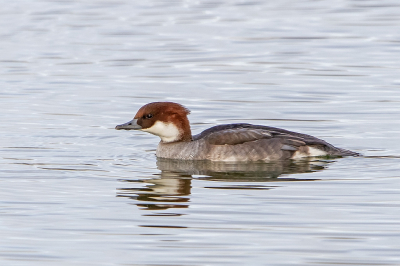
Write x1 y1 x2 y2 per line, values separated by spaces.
144 114 153 119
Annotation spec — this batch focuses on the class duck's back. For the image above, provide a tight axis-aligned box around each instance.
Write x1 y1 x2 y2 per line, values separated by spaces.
156 123 359 161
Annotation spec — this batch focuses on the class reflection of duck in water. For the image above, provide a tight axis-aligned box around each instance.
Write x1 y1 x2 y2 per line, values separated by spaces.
117 158 331 210
116 102 360 161
117 170 191 211
156 158 328 181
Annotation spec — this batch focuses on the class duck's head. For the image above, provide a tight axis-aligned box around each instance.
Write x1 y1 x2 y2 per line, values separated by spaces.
115 102 192 143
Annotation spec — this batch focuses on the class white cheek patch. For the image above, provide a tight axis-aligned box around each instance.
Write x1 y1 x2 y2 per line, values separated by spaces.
141 121 182 143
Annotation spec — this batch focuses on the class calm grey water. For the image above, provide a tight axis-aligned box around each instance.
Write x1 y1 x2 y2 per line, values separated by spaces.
1 0 400 265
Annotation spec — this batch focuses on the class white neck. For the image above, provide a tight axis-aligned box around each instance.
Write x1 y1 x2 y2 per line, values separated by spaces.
141 121 182 143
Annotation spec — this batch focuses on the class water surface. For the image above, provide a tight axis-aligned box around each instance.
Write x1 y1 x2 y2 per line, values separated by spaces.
1 0 400 265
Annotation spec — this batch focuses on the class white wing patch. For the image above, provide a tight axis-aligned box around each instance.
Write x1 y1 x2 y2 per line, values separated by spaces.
308 146 328 156
141 121 182 143
291 146 328 159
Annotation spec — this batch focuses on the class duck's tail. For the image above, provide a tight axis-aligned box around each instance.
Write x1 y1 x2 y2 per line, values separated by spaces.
334 147 361 157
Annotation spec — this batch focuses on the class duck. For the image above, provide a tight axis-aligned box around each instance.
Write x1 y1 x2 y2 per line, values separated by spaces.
115 102 360 161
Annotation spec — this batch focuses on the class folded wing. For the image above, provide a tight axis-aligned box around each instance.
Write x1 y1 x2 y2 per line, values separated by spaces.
195 123 359 157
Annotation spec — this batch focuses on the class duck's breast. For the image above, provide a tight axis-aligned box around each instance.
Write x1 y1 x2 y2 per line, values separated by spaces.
156 139 208 160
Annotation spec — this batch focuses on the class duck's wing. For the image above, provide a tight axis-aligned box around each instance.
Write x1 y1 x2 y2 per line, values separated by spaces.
195 124 307 146
205 127 274 145
194 123 359 156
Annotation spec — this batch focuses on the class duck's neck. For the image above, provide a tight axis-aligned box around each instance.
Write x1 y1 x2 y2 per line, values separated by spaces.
175 115 192 142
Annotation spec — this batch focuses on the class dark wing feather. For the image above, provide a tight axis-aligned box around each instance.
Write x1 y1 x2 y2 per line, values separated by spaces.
205 128 272 145
193 123 359 156
194 123 321 146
